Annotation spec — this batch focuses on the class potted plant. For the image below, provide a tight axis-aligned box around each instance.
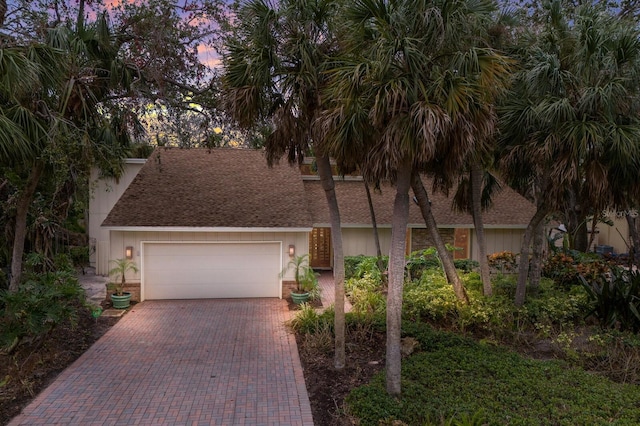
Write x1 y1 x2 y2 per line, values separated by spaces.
281 254 319 304
108 258 138 309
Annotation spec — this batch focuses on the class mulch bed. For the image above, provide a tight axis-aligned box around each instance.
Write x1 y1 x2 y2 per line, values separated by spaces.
0 305 120 426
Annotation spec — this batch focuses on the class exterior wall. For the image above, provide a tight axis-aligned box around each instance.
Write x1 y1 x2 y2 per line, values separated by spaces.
597 216 631 254
342 228 392 257
108 230 309 287
89 160 146 274
471 228 525 260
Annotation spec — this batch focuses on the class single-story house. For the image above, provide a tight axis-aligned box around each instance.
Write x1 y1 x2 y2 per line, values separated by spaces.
89 147 535 301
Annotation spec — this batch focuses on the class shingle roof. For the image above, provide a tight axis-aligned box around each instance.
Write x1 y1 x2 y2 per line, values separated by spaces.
103 148 534 229
303 178 534 227
102 148 313 228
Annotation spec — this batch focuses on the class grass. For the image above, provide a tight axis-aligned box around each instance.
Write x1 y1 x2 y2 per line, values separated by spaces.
346 323 640 425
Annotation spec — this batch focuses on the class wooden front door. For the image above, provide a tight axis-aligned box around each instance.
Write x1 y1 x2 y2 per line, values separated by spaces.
309 228 332 268
453 228 470 259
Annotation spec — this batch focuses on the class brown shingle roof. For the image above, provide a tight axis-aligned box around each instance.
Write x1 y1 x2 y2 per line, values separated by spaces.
304 178 534 227
102 148 313 228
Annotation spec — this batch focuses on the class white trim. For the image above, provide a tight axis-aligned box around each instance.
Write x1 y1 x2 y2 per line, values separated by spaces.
140 240 283 301
314 223 529 229
124 158 147 164
103 226 312 232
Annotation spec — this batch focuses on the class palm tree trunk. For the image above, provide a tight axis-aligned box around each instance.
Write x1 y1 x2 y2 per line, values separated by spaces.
528 221 545 289
385 156 412 396
316 155 345 370
0 0 6 28
364 181 385 274
625 212 640 269
411 172 469 303
470 164 491 296
9 161 45 291
515 205 548 306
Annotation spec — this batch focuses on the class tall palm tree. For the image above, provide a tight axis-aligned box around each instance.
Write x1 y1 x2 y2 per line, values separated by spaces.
221 0 348 369
322 0 511 395
499 1 640 305
3 6 139 291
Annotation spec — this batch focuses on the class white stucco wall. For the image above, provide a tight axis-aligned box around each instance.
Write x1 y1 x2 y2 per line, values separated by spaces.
88 159 146 274
470 228 525 260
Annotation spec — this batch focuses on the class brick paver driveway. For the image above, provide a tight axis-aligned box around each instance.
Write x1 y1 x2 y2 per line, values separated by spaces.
10 299 313 425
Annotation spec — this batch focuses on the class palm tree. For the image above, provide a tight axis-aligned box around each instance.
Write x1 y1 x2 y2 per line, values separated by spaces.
3 7 139 291
322 0 511 395
221 0 348 369
499 1 640 305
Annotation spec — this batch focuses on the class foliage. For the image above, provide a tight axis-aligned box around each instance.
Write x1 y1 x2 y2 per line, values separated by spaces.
453 259 479 273
346 324 640 425
487 251 518 273
406 248 442 280
544 251 611 289
281 254 319 294
288 303 334 335
0 262 85 354
345 255 388 279
108 258 138 296
582 331 640 384
345 275 386 317
580 268 640 332
403 269 588 335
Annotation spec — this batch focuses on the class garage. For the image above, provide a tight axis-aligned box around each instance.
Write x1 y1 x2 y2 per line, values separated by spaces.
142 242 282 300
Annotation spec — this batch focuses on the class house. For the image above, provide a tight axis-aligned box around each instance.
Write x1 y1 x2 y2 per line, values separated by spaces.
89 147 535 301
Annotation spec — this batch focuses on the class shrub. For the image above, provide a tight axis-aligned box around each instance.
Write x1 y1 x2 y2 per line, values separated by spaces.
345 275 386 317
487 251 518 273
406 248 441 280
345 255 388 279
0 269 85 353
544 251 611 289
580 267 640 332
288 303 334 334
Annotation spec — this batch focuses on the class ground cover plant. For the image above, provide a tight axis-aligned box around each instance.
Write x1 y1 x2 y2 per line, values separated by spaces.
347 323 640 425
294 254 640 425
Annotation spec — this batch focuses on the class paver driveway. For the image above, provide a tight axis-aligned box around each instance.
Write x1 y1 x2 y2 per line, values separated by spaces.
10 299 314 425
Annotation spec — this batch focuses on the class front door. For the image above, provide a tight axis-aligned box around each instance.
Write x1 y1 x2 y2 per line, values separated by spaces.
453 228 470 259
309 227 332 268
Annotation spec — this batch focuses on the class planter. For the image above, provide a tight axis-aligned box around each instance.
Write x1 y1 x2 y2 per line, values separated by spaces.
111 292 132 309
291 291 310 304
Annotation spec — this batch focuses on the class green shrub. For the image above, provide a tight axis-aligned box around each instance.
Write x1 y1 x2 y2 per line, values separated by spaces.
345 255 388 279
0 269 86 353
345 274 386 316
346 327 640 425
288 303 334 334
406 248 441 280
544 251 611 289
580 267 640 332
453 259 479 273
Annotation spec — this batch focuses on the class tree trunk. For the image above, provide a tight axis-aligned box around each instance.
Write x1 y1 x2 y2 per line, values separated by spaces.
316 155 345 370
528 221 545 289
515 206 548 306
625 212 640 269
9 161 45 291
470 164 491 296
411 172 469 303
385 157 412 397
365 181 385 274
0 0 6 28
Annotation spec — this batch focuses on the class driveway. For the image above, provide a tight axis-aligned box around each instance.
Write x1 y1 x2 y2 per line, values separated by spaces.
10 299 314 425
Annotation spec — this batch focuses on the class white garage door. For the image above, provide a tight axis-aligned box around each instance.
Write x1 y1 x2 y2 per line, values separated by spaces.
143 242 281 300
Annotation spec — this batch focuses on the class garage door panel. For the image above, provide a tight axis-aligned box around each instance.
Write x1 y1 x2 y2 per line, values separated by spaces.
143 242 281 300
